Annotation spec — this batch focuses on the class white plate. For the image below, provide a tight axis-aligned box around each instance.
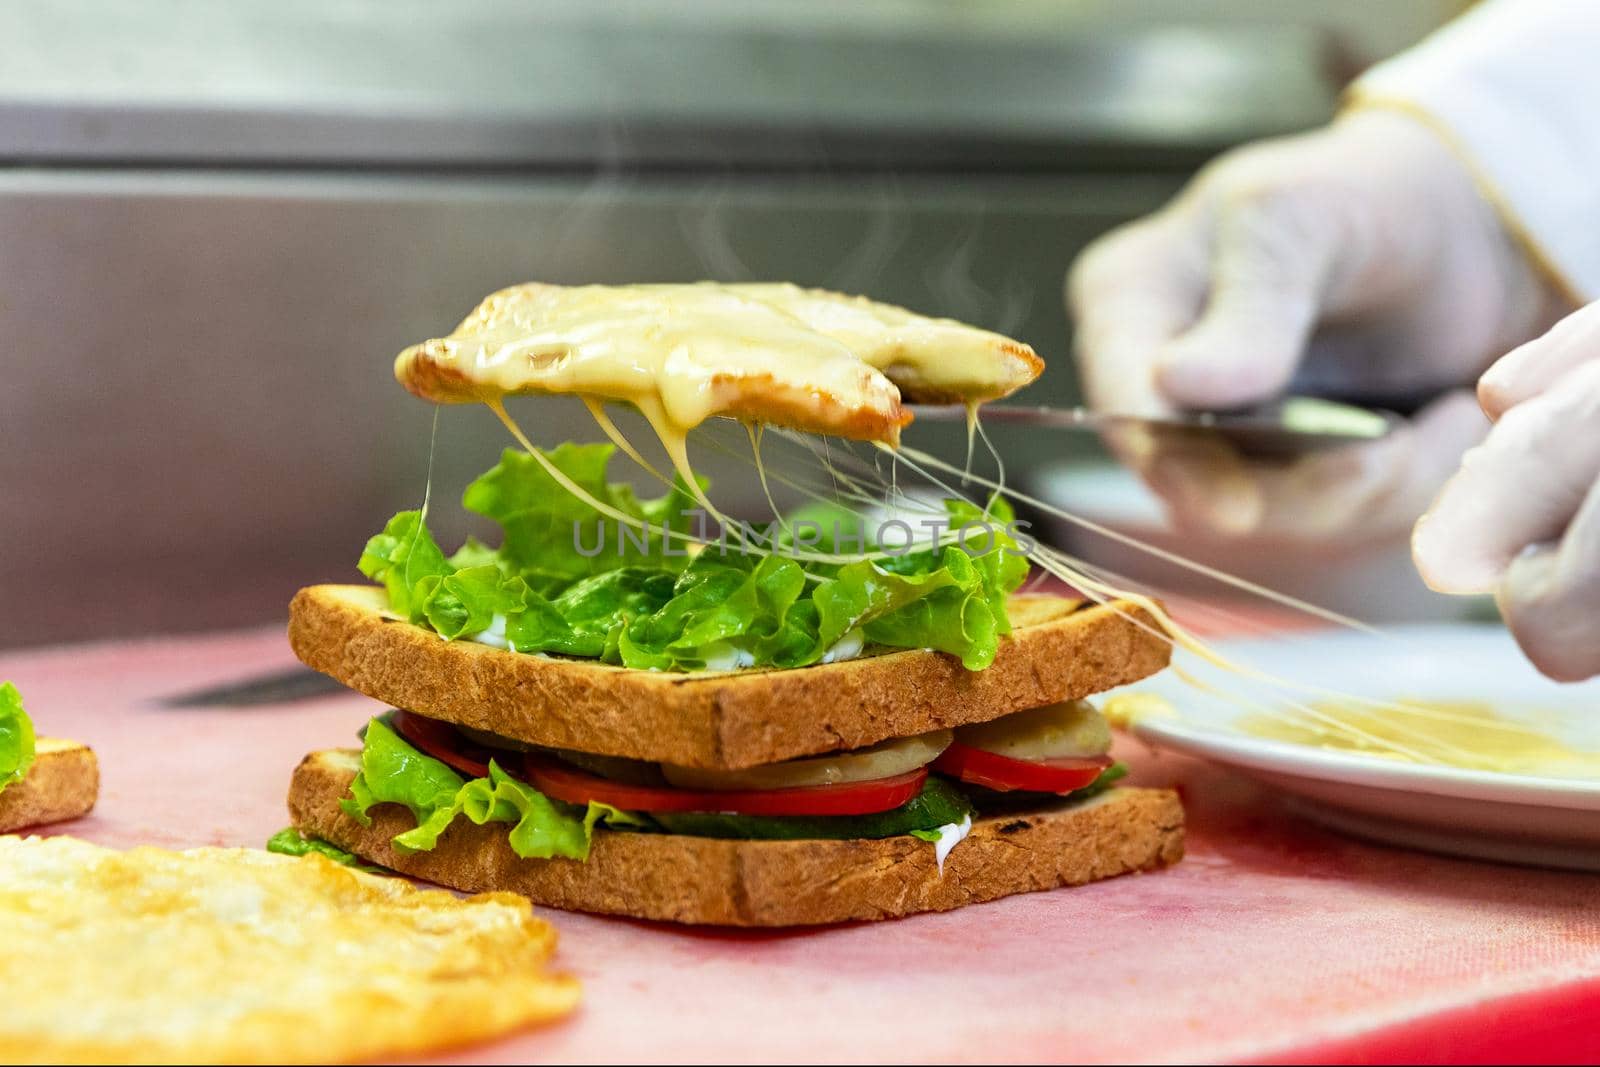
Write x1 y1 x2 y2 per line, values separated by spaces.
1123 625 1600 870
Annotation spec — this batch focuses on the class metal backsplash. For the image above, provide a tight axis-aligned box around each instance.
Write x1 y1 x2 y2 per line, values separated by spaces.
0 2 1347 646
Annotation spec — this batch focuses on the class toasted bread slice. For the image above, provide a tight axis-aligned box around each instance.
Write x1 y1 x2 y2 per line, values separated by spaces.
395 282 912 444
289 586 1171 770
0 738 98 833
721 283 1045 404
393 282 1043 445
290 748 1183 927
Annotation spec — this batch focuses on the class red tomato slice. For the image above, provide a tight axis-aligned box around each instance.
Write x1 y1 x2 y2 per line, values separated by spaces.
390 710 505 779
932 742 1111 794
523 755 928 816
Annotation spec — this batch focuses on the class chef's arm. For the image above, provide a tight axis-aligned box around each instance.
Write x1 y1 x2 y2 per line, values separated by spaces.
1350 0 1600 304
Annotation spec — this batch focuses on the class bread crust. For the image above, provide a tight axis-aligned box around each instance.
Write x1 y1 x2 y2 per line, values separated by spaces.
288 586 1171 769
0 739 98 833
393 281 1043 445
289 748 1184 927
401 350 913 446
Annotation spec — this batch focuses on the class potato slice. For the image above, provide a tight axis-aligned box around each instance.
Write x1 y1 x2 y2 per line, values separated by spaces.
661 730 952 791
954 700 1111 761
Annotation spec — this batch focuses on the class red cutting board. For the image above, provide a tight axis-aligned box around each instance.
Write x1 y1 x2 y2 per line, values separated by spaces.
4 626 1599 1064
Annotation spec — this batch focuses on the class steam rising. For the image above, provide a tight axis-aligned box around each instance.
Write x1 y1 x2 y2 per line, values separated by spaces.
923 210 1034 338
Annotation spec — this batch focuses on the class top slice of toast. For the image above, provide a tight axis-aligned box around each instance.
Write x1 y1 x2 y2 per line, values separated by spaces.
289 585 1170 770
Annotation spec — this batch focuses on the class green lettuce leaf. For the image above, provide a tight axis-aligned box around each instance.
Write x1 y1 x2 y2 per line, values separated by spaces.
358 444 1030 672
358 510 451 622
464 444 699 586
537 567 678 659
1071 761 1129 800
265 827 383 872
0 682 37 795
447 535 502 571
340 716 465 828
617 553 810 671
341 718 644 862
417 565 528 641
858 497 1030 669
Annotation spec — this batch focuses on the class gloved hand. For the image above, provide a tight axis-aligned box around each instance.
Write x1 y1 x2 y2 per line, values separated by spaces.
1415 299 1600 681
1067 108 1564 543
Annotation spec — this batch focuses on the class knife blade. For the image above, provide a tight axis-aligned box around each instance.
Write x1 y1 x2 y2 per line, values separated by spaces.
910 396 1402 459
158 666 346 708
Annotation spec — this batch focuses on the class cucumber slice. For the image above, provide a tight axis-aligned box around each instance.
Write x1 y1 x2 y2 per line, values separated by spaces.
653 776 974 840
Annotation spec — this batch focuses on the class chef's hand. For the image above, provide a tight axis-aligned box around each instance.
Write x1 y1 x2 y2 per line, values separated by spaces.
1066 108 1563 542
1414 300 1600 681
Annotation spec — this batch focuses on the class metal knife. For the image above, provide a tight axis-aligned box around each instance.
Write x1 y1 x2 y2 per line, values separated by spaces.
158 666 346 708
909 396 1402 459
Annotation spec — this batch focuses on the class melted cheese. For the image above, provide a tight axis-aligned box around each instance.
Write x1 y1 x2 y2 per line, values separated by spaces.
398 283 903 442
723 283 1043 402
394 281 1044 568
1101 692 1179 730
394 282 1042 449
1239 700 1600 777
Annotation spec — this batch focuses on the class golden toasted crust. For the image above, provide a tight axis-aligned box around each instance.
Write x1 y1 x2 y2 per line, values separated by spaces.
0 739 98 834
394 281 917 444
704 369 913 445
0 835 578 1063
888 347 1041 406
400 353 913 445
290 749 1184 927
721 282 1046 404
288 586 1172 769
393 281 1041 445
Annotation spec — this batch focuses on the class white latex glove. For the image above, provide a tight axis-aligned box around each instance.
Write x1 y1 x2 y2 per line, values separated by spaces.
1415 299 1600 681
1067 108 1562 544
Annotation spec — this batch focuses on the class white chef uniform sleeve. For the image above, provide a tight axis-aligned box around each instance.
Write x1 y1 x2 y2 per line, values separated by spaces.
1349 0 1600 302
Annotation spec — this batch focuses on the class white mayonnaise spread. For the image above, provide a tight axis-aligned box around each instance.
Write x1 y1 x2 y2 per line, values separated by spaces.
700 642 757 672
820 629 864 664
929 814 973 876
467 614 511 650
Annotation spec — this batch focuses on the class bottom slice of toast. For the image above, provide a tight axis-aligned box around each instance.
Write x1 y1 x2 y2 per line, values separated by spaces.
289 749 1184 926
0 739 99 834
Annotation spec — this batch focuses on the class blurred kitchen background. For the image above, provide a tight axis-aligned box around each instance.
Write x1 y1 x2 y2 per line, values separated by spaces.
0 0 1474 648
